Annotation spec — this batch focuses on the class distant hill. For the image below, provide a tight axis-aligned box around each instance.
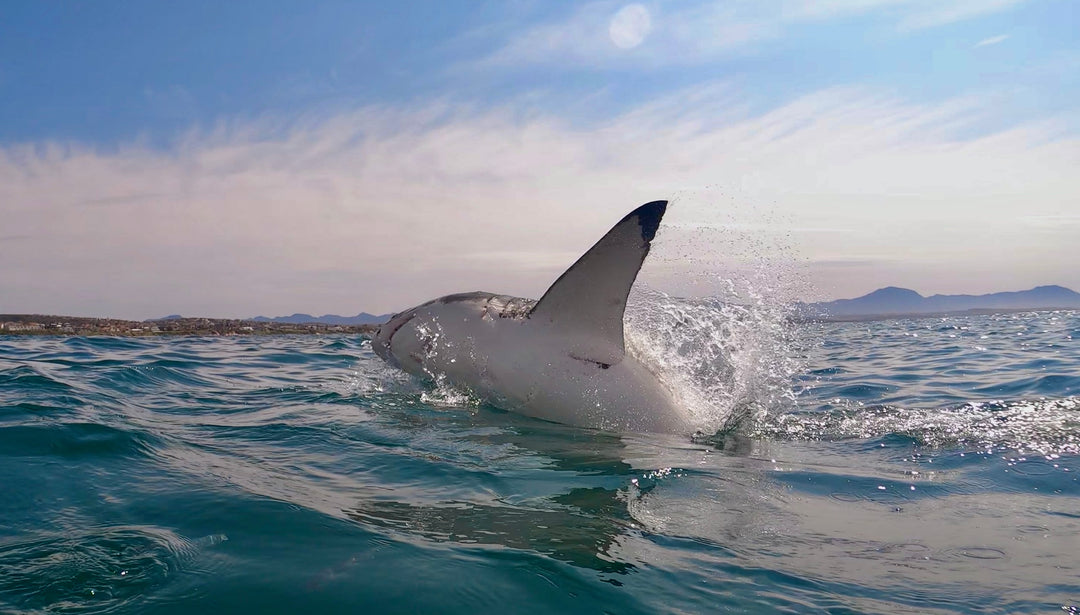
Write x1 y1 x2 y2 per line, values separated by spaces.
250 312 390 325
805 285 1080 319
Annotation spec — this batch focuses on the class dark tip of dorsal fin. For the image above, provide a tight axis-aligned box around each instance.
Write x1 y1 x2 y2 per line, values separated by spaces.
636 200 667 242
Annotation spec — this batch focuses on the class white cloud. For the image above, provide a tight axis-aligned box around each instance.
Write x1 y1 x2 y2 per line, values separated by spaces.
475 2 776 69
785 0 1025 29
974 34 1010 48
477 0 1029 68
892 0 1023 30
1 86 1077 317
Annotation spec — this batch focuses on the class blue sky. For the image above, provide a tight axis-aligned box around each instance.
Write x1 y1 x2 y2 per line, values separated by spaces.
2 1 1078 318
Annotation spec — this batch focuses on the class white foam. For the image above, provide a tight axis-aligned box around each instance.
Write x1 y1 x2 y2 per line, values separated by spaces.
625 285 806 435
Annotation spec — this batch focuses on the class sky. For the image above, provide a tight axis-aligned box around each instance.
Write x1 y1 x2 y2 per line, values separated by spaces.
1 0 1078 319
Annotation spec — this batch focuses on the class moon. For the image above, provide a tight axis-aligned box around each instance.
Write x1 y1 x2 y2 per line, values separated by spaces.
609 4 651 50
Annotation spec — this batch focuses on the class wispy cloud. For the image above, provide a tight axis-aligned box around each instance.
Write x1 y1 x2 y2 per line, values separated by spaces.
475 0 1030 69
974 34 1010 48
793 0 1028 31
1019 214 1080 228
1 85 1076 317
891 0 1024 30
473 2 777 70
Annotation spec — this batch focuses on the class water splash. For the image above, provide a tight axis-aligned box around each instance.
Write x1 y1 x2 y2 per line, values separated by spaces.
623 191 814 436
385 317 482 409
625 285 806 436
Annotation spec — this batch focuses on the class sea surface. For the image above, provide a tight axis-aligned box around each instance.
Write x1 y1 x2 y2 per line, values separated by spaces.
1 300 1077 614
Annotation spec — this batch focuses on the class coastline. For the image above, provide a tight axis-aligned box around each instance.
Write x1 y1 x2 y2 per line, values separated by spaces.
0 314 378 337
7 306 1077 336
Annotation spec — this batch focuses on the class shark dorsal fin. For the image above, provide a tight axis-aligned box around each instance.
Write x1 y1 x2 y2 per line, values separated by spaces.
529 200 667 366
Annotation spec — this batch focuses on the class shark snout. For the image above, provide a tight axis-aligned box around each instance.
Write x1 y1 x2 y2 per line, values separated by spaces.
372 310 416 365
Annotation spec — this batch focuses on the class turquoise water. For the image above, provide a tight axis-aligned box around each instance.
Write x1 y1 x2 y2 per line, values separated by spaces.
1 306 1077 614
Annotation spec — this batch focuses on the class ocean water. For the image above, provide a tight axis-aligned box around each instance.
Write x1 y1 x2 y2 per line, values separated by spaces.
1 300 1077 614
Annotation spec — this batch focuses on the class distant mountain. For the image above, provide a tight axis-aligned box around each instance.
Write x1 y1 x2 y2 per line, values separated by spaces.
805 285 1080 319
250 312 390 325
154 314 184 321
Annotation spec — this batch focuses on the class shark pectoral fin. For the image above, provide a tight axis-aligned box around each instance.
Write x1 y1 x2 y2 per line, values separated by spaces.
528 200 667 365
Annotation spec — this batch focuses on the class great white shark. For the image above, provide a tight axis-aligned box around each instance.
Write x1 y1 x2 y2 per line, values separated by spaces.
372 200 692 434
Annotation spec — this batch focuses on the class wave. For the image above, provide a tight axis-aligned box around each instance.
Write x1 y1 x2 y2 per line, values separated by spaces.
0 526 227 614
750 397 1080 455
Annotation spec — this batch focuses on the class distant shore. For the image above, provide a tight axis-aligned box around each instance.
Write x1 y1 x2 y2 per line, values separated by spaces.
802 285 1080 319
6 305 1076 338
0 314 378 337
796 306 1078 323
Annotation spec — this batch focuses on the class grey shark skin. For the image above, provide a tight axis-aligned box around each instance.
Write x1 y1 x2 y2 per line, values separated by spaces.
372 201 693 434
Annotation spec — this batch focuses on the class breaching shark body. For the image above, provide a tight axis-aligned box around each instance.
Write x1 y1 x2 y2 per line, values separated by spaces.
372 201 692 434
